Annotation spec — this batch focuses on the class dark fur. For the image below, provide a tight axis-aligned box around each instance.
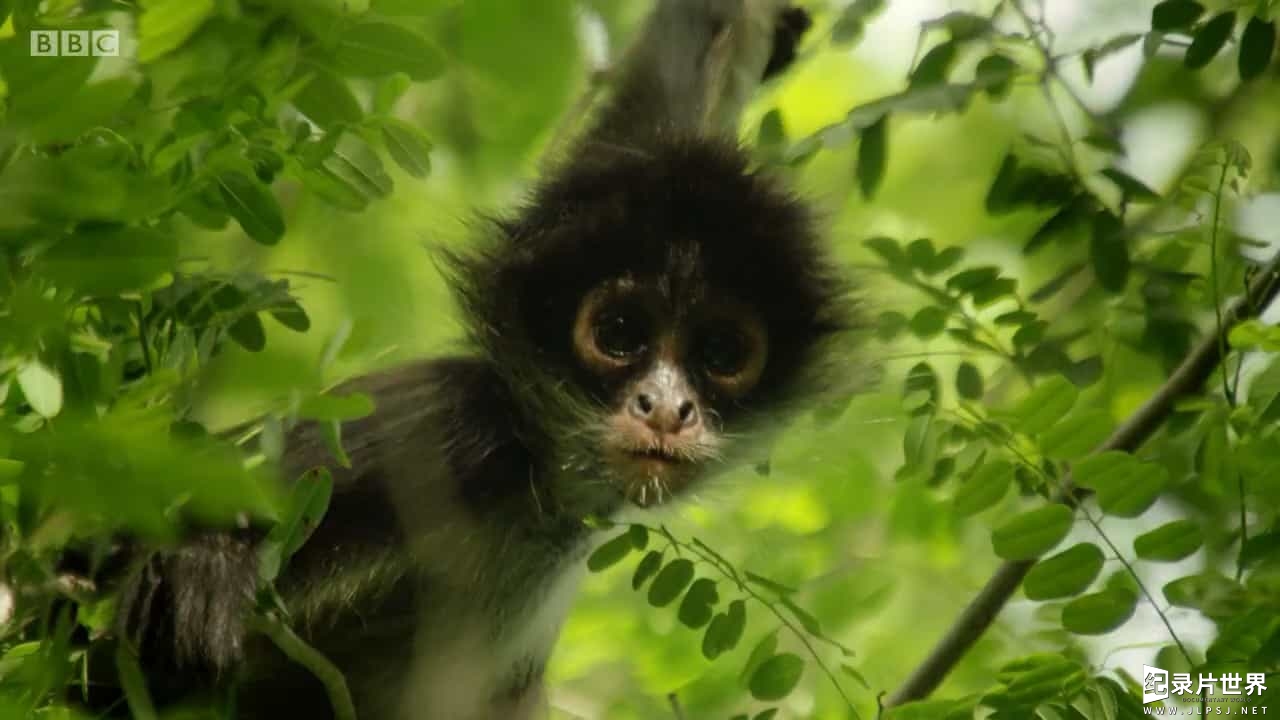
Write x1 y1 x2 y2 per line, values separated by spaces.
98 4 850 718
448 135 851 433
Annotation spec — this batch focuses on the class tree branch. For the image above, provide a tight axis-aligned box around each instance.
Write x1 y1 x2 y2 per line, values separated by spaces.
886 250 1280 708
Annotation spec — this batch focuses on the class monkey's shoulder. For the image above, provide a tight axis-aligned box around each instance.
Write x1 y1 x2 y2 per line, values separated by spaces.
278 357 538 573
286 356 530 486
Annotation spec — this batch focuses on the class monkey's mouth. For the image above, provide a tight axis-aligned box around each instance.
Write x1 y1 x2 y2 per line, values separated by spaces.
627 446 685 464
606 444 703 508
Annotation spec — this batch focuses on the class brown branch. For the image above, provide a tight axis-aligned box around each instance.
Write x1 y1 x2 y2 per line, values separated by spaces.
886 250 1280 708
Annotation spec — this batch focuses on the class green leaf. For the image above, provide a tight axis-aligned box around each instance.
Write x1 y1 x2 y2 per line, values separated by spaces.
910 41 957 88
647 558 695 607
260 468 333 581
17 361 62 418
1100 168 1159 201
1061 588 1137 635
1162 573 1245 616
831 0 883 45
905 237 936 269
702 599 746 660
1229 319 1280 351
864 236 909 271
904 362 940 414
1089 210 1129 293
740 631 779 685
269 302 311 333
632 550 663 590
40 225 178 296
627 524 649 550
1185 11 1236 69
945 266 1000 294
986 154 1021 213
1011 375 1078 435
1133 520 1203 561
975 54 1018 99
24 75 142 146
1206 607 1280 663
1039 409 1112 461
1240 530 1280 570
677 578 719 629
297 392 376 422
876 311 908 341
1239 17 1277 80
1025 199 1090 254
929 11 993 41
381 118 433 178
757 109 785 147
857 114 888 198
956 362 984 400
1152 0 1204 31
926 246 965 276
909 306 948 339
587 531 634 572
953 459 1013 517
138 0 216 63
1023 543 1105 600
228 312 266 352
18 415 279 538
1073 451 1167 517
297 165 371 212
320 419 351 468
332 21 447 80
749 653 805 701
743 571 797 596
218 172 286 245
779 596 821 635
989 655 1088 710
293 71 364 128
991 505 1074 560
325 135 394 200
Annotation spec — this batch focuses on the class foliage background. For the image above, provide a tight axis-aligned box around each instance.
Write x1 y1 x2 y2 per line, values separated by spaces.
2 0 1280 718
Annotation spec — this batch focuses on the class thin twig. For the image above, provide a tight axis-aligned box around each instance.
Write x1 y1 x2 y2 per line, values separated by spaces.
886 249 1280 707
659 529 862 716
115 643 159 720
246 613 356 720
1079 509 1195 666
1209 157 1235 405
668 692 687 720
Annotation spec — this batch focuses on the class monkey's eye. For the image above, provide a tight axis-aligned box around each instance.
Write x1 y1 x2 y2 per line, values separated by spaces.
698 324 749 377
593 307 650 359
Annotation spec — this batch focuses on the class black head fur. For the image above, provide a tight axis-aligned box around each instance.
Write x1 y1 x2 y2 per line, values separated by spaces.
444 135 856 454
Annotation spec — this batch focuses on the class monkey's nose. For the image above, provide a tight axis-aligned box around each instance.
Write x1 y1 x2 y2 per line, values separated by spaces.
630 391 700 435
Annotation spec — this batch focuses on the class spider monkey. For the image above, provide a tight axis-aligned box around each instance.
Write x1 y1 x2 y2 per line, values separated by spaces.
105 1 852 718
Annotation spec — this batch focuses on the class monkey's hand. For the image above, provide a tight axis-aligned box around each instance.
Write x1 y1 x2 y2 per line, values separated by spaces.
641 0 810 134
116 533 258 681
605 0 811 140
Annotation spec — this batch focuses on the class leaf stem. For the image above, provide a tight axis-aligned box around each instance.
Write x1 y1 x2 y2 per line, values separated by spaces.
246 613 356 720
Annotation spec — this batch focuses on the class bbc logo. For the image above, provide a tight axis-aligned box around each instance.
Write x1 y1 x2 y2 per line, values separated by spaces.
30 30 120 57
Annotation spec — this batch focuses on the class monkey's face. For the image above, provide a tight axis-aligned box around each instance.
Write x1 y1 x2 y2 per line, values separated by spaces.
447 141 855 514
572 277 769 507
